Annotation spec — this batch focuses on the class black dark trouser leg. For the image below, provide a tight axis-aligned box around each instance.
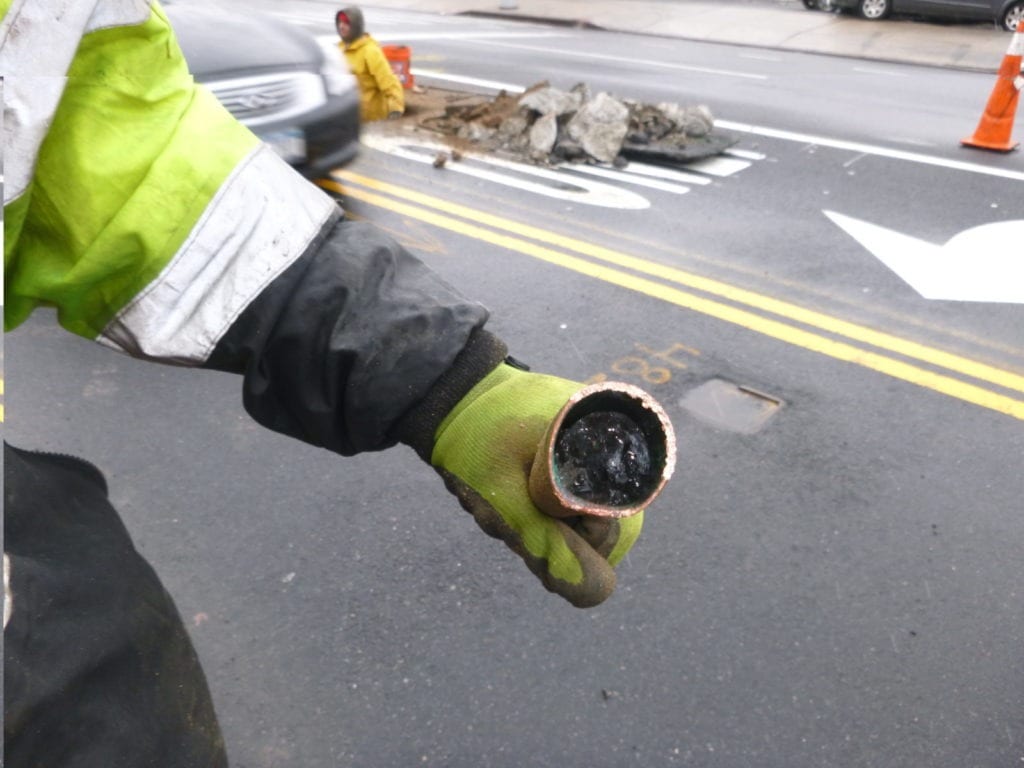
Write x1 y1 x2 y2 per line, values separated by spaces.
4 443 228 768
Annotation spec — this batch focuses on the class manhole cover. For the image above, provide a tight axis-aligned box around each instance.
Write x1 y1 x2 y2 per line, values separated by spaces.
680 379 783 434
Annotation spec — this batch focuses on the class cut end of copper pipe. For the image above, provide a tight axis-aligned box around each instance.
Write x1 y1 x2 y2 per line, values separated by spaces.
529 382 677 519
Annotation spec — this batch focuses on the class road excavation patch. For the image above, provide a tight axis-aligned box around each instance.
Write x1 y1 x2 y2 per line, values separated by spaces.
372 82 739 168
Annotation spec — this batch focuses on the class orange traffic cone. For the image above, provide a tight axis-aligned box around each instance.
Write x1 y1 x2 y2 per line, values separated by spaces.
961 21 1024 152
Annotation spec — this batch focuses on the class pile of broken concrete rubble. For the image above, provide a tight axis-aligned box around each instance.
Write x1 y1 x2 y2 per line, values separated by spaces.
416 81 737 167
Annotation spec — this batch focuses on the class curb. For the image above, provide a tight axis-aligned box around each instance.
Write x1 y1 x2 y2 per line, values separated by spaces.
459 9 602 29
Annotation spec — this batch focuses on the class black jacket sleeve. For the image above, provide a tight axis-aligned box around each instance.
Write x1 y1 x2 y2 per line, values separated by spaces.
203 209 506 456
3 445 228 767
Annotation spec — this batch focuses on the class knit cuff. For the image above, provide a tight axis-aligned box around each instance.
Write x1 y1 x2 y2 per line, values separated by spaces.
393 329 509 462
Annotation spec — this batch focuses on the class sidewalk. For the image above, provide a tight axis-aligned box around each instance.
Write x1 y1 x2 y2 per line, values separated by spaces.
361 0 1012 71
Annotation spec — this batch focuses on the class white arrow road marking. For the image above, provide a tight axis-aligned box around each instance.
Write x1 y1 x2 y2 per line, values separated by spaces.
825 211 1024 304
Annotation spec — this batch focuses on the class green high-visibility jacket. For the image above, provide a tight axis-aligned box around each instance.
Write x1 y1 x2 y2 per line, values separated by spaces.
1 0 501 455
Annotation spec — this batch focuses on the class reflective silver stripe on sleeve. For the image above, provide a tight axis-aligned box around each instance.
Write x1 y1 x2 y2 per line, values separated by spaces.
0 0 153 202
98 144 338 364
2 77 67 205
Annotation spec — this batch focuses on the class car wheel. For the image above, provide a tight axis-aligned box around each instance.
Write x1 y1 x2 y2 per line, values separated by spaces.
1001 1 1024 31
802 0 818 8
858 0 891 19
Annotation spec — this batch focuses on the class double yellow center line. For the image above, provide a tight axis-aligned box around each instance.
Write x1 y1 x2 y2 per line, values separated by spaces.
319 170 1024 422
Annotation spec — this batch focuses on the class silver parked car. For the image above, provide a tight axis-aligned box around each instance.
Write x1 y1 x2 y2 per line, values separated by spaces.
165 2 361 177
809 0 1024 30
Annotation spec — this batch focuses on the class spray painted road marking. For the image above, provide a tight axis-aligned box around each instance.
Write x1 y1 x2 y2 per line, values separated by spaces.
826 212 1024 304
360 132 650 209
320 172 1024 421
412 70 1024 183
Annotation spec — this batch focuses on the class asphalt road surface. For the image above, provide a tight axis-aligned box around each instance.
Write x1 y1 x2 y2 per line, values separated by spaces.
6 5 1023 767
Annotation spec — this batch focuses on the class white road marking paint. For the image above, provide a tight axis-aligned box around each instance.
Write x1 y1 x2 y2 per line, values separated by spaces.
565 164 691 194
717 119 1024 182
613 162 713 185
725 148 767 161
360 133 651 209
482 40 769 80
413 69 527 93
683 156 753 177
825 211 1024 303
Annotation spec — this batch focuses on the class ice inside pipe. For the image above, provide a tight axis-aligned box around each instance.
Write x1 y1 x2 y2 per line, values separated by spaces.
529 382 675 519
554 411 655 506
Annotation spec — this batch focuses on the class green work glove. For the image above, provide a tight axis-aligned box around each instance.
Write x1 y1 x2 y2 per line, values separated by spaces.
431 364 644 608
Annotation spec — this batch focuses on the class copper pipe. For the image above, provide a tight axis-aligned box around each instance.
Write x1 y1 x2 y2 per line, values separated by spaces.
528 381 676 519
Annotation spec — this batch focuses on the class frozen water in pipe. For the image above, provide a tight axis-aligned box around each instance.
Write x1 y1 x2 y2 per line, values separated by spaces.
554 411 654 506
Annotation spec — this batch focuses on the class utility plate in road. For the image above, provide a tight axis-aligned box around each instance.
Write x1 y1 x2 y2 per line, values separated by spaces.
680 379 783 434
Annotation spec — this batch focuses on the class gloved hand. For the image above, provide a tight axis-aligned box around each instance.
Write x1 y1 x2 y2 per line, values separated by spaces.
431 364 643 608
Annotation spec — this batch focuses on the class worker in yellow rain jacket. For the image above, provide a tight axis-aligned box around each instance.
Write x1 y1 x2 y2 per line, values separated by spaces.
2 1 645 765
336 6 404 121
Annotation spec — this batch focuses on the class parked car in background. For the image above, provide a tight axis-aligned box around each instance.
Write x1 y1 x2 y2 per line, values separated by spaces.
806 0 1024 30
165 1 361 178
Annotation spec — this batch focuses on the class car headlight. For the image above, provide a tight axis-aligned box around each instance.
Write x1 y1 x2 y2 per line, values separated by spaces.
321 50 356 96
